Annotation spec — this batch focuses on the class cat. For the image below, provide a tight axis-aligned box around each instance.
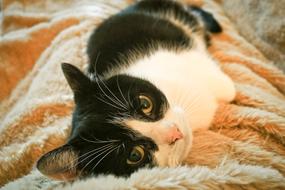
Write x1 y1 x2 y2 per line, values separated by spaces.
37 0 235 180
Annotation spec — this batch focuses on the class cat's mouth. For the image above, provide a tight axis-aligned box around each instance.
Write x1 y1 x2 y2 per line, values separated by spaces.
169 137 183 146
153 108 193 167
168 127 184 145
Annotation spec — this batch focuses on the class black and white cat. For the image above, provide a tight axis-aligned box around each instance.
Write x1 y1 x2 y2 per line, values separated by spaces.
37 0 235 180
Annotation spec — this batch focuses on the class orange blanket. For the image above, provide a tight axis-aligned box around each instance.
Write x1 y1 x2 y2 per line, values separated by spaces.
1 0 285 189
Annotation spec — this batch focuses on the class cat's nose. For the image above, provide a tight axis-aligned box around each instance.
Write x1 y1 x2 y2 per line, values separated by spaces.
167 125 183 144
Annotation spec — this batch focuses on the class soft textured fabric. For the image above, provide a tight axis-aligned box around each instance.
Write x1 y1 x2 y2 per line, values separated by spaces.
220 0 285 71
0 0 285 189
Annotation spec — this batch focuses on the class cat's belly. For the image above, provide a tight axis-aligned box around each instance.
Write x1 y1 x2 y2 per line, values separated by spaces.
124 49 235 129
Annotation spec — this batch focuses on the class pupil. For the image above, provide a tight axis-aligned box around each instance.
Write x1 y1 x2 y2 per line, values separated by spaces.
130 149 141 162
141 99 149 109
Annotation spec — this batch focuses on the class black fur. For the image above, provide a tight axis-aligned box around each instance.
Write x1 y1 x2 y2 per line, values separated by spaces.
190 6 222 33
69 67 169 176
87 1 192 76
37 0 222 179
87 0 221 77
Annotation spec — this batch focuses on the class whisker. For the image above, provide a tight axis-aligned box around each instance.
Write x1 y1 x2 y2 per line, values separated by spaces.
180 91 198 107
93 52 101 77
175 89 188 107
79 144 116 174
127 85 135 109
126 85 139 115
92 52 126 110
76 144 115 166
97 96 125 110
90 135 121 143
66 143 115 171
116 144 122 154
121 143 126 152
99 78 128 109
106 112 132 124
116 75 129 107
80 134 120 144
184 95 202 114
96 80 126 110
186 102 202 114
183 93 201 112
187 96 200 108
107 116 123 125
91 145 120 171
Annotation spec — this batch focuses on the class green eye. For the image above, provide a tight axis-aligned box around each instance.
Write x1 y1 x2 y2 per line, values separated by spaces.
139 95 153 115
127 146 145 165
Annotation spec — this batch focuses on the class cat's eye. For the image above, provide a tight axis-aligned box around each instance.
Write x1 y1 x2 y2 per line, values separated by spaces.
139 95 153 115
127 145 145 165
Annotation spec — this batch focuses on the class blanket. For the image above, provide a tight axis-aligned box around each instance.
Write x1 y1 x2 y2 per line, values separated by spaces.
1 0 285 189
220 0 285 71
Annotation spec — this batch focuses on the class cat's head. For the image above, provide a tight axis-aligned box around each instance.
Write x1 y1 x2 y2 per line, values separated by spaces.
37 63 192 180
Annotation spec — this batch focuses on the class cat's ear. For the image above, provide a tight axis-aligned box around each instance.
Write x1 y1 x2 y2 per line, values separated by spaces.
61 63 92 94
37 145 79 181
190 6 222 33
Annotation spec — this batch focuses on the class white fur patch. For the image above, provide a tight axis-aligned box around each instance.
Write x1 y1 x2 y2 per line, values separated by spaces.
121 48 236 166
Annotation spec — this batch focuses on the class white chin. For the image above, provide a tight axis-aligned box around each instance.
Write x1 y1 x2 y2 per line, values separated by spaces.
154 127 193 167
169 133 192 166
171 117 193 165
153 106 193 167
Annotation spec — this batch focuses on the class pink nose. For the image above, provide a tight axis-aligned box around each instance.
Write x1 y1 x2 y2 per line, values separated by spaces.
166 126 183 144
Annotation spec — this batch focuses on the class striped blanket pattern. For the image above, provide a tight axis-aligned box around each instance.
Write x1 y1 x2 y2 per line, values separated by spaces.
1 0 285 189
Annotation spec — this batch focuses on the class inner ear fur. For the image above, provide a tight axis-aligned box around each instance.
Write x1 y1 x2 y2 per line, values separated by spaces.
37 145 79 181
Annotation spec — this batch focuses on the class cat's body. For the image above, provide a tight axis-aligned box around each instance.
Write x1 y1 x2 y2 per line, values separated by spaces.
37 0 235 180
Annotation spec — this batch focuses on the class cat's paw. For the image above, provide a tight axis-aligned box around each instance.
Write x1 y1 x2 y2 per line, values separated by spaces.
216 74 236 103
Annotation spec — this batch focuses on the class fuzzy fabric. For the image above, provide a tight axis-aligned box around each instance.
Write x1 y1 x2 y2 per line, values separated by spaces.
1 0 285 189
219 0 285 71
